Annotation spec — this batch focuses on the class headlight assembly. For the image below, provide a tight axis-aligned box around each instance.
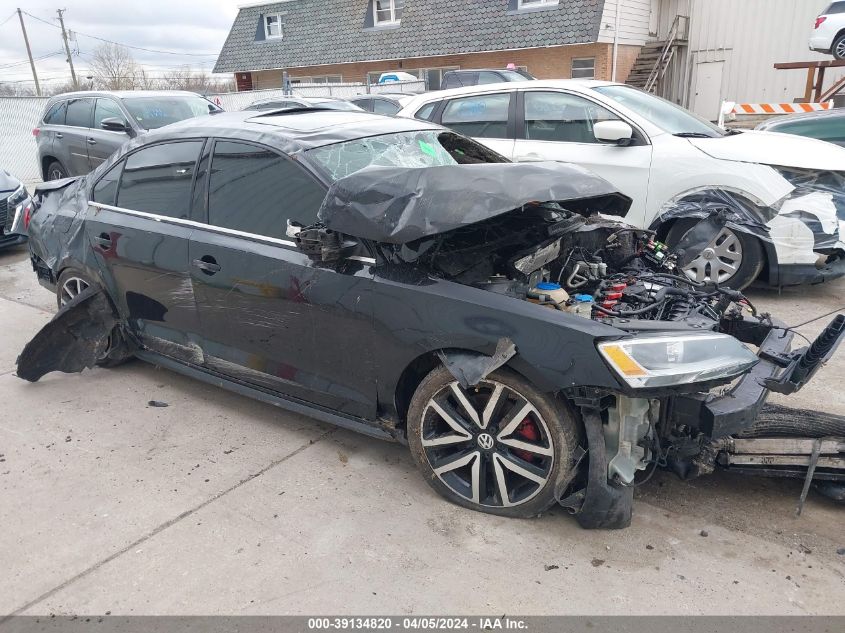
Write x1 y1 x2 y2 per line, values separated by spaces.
7 185 28 209
598 333 759 389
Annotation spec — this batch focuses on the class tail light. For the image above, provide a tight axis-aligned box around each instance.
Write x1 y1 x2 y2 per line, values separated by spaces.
816 16 827 29
32 128 40 137
24 203 33 229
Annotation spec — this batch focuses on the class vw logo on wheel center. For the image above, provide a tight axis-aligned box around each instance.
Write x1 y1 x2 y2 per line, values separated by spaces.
477 433 495 450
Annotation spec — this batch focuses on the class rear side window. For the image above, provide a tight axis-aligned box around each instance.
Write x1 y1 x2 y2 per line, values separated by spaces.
414 102 437 121
825 2 845 14
207 141 326 238
65 98 94 128
477 71 504 85
92 160 124 206
441 93 511 139
117 141 203 219
373 99 400 115
43 101 67 125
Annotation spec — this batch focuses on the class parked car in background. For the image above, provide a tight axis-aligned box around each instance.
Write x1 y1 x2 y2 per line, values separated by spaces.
23 109 843 528
347 93 416 115
441 68 534 90
0 170 31 248
243 96 364 112
755 108 845 146
35 90 222 181
398 80 845 289
809 1 845 58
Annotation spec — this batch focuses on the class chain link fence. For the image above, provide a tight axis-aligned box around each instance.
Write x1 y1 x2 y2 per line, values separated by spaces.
0 81 426 185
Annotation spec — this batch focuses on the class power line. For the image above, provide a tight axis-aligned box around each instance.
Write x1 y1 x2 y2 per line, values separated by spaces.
0 50 64 71
0 11 16 28
22 11 220 57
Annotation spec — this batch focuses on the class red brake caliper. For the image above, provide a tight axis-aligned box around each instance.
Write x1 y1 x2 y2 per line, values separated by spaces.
513 418 539 462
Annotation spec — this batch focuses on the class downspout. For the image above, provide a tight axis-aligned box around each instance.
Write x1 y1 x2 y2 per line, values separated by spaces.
612 0 622 81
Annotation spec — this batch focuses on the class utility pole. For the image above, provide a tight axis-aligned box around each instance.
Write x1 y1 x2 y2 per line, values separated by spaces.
16 8 41 96
56 9 78 89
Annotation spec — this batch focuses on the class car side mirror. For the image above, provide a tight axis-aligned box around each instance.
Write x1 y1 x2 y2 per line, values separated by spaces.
101 117 132 135
594 120 634 146
295 226 359 263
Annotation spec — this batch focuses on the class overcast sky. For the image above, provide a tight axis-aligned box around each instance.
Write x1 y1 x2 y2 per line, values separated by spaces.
0 1 241 86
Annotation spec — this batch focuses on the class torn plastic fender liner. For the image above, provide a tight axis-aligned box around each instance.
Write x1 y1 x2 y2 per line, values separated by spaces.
16 287 117 382
317 162 631 244
436 338 517 389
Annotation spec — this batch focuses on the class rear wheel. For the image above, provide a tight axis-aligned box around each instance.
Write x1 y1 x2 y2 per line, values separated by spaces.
833 33 845 60
56 268 132 367
666 219 765 290
407 366 579 518
46 160 67 181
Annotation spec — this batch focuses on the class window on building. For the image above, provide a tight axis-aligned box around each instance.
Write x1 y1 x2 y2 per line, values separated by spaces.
518 0 559 9
208 141 326 238
117 141 203 219
65 98 94 128
441 93 511 139
523 91 621 144
374 0 404 25
311 75 344 84
264 13 284 39
571 58 596 79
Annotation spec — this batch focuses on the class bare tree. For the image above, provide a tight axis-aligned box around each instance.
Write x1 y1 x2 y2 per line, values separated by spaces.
0 83 36 96
90 42 139 90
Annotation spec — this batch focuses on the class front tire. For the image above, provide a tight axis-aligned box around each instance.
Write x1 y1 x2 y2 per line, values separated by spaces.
407 366 579 518
666 219 765 290
56 268 132 367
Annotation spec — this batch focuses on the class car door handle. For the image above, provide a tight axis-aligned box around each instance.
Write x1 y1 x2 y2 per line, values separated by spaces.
94 233 112 248
192 257 221 275
55 132 63 139
87 138 97 145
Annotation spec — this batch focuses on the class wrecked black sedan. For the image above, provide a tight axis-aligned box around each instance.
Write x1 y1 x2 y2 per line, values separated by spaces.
20 110 845 528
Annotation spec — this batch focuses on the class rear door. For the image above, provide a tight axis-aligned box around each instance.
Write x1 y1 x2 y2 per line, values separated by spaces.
187 140 377 418
63 98 95 175
86 140 204 357
88 97 132 169
436 91 515 158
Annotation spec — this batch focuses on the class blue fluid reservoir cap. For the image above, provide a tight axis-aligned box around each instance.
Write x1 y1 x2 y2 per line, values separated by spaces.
536 282 562 291
574 294 593 302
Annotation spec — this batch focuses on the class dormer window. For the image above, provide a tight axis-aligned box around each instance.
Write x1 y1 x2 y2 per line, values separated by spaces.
264 13 284 39
374 0 404 26
518 0 558 8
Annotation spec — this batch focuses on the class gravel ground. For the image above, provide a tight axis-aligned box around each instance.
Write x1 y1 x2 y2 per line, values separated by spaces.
0 243 843 616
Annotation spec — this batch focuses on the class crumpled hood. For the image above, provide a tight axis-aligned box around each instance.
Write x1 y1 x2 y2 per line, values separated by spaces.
687 130 845 171
317 162 631 244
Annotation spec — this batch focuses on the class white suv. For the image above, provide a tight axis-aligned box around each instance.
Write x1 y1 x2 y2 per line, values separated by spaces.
809 1 845 58
397 80 845 289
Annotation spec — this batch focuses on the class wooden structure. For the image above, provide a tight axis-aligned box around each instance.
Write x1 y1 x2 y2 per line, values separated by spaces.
774 59 845 103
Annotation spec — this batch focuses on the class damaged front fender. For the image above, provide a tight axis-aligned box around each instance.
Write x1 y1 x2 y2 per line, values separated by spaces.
16 287 119 382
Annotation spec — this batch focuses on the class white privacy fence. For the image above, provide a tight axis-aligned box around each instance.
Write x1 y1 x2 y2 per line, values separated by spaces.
0 81 426 184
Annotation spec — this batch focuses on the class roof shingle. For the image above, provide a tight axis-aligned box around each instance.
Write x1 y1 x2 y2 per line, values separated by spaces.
214 0 606 74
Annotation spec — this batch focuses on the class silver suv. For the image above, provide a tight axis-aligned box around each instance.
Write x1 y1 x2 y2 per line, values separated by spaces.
35 90 222 180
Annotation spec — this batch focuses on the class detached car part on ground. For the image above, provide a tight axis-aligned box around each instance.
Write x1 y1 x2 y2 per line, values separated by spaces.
18 111 845 528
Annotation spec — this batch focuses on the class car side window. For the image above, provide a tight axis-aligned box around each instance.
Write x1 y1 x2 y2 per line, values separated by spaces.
373 99 400 115
44 101 67 125
354 98 374 112
117 141 203 219
477 71 503 85
523 91 622 144
207 141 326 239
441 93 511 139
414 102 437 121
92 160 124 206
94 99 125 129
65 98 94 128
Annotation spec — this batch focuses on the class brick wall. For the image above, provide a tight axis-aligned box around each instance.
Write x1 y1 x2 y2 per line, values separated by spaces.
242 43 629 90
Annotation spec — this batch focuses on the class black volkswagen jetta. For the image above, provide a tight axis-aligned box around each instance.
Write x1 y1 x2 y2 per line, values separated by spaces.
21 110 844 528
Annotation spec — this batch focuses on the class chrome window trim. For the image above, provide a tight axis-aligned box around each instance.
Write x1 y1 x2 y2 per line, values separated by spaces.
88 202 298 248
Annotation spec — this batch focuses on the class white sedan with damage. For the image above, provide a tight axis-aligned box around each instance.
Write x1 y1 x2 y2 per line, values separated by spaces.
398 80 845 289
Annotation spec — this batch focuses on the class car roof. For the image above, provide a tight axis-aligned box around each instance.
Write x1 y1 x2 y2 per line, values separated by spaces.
138 109 441 153
46 90 202 102
410 79 617 101
757 108 845 129
251 95 342 105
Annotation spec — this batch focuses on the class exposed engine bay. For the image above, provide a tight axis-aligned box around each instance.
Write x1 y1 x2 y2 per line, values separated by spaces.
392 202 750 327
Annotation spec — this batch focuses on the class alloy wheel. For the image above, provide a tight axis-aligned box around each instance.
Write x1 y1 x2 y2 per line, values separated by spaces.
837 39 845 59
49 167 65 180
682 227 744 284
419 380 555 509
59 276 90 307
